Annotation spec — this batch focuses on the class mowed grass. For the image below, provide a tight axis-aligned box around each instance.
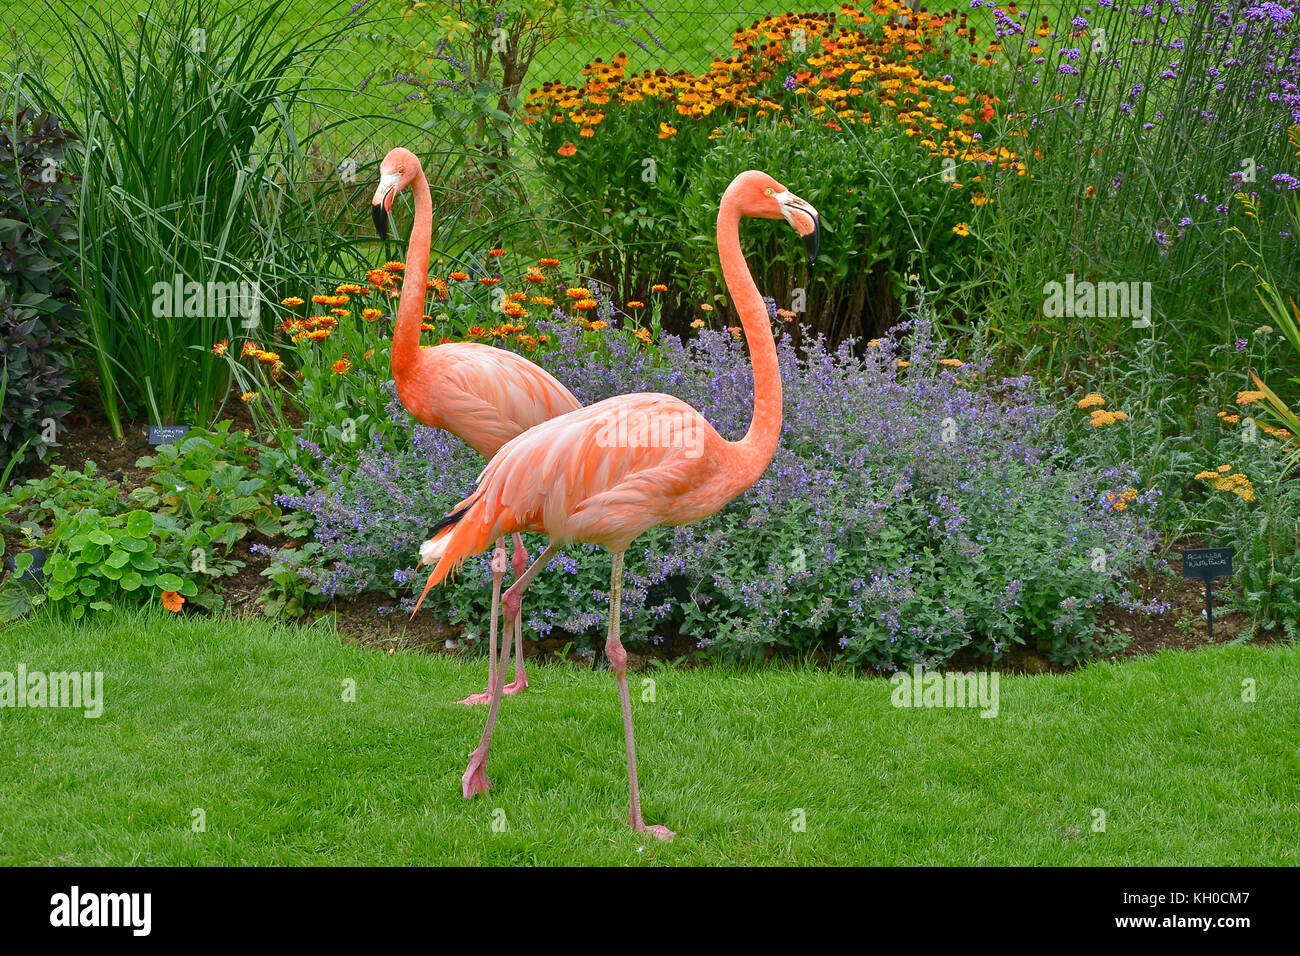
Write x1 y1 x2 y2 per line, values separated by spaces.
0 607 1297 865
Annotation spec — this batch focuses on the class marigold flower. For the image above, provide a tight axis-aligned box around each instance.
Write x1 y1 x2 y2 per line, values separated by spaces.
331 358 351 375
449 272 470 281
466 326 488 338
539 257 561 267
634 328 652 344
336 283 366 294
588 320 608 330
362 308 383 321
574 298 598 311
479 276 501 286
281 297 304 307
384 261 405 271
488 249 505 257
531 296 555 306
651 283 668 293
626 300 645 309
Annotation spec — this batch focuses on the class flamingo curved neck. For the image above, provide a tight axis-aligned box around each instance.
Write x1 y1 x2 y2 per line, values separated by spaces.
392 168 433 386
717 193 783 487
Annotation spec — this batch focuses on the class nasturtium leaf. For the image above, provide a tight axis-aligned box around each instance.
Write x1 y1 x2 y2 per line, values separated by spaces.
126 510 154 539
155 572 185 592
120 570 143 591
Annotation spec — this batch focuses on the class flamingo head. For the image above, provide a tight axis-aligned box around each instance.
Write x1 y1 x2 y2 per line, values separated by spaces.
731 170 821 265
372 147 422 240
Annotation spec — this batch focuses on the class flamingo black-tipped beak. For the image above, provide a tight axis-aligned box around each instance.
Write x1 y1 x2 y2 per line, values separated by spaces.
804 215 821 266
372 195 391 240
779 191 820 266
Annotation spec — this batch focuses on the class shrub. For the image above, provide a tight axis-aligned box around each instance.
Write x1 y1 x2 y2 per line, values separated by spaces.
0 102 77 479
279 293 1161 668
523 5 1017 341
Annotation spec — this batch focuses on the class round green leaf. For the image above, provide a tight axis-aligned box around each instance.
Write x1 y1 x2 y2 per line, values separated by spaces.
120 570 143 592
126 510 154 539
155 572 185 592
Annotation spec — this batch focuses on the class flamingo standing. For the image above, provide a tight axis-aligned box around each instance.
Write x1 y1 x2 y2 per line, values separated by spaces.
411 170 819 840
372 147 581 704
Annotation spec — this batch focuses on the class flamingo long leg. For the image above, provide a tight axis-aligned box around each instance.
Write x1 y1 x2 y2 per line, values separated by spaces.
460 539 508 706
606 551 674 842
462 543 561 799
503 532 530 695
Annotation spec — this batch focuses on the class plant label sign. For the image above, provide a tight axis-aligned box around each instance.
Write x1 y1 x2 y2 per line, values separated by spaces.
1181 547 1233 640
148 424 189 446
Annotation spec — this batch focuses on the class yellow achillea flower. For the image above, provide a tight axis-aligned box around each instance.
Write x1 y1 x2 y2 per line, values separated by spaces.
940 358 964 367
1196 469 1255 502
690 318 705 328
1105 487 1139 512
1235 390 1266 405
1077 393 1105 409
1089 409 1127 426
1217 411 1241 424
897 359 911 368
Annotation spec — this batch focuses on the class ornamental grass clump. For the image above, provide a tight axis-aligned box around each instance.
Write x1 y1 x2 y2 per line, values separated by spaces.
278 303 1161 668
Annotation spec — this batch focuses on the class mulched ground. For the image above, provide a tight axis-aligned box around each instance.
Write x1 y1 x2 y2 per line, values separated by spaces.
7 382 1286 674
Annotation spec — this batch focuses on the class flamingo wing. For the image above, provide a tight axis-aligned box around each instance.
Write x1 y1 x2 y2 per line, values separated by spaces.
415 344 582 458
420 393 724 586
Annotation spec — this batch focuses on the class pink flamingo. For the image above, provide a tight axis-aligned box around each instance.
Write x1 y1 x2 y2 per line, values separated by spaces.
411 171 819 840
372 147 581 704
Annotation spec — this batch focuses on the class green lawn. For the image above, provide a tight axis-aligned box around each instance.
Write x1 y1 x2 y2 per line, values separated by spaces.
0 607 1296 865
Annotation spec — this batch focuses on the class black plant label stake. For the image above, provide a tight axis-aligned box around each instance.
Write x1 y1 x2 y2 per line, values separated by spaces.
1181 547 1233 640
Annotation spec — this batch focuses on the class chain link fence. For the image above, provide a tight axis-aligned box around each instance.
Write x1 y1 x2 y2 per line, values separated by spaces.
1 1 845 160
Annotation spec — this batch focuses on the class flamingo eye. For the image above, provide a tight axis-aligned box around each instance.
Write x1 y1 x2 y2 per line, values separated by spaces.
764 187 775 196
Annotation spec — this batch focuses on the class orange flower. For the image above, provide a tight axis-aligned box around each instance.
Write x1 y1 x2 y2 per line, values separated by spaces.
241 342 263 359
362 308 383 321
336 283 366 294
240 391 259 403
281 297 304 307
466 326 488 338
573 298 598 311
479 276 501 286
539 257 561 267
626 300 645 309
651 283 668 292
161 590 185 613
384 261 405 271
488 248 505 257
331 358 351 375
558 142 577 156
449 271 470 281
211 339 228 356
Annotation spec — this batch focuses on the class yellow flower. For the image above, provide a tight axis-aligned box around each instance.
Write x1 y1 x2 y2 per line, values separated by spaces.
362 308 383 321
331 359 351 375
690 318 705 328
281 297 304 307
651 284 668 293
1235 390 1266 405
588 320 608 330
939 358 964 367
1077 393 1105 409
634 328 652 344
952 222 970 236
241 391 260 403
